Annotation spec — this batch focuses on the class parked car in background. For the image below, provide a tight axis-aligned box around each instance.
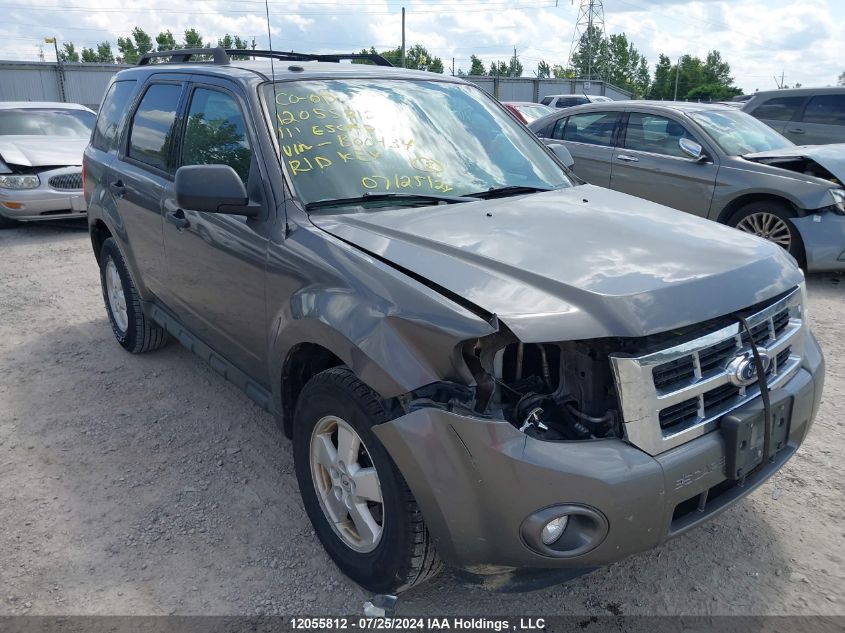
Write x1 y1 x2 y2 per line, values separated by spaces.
529 101 845 271
0 101 94 228
742 87 845 145
540 94 612 109
85 47 824 594
502 101 555 124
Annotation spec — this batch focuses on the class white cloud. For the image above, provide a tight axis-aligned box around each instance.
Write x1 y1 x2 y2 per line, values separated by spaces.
0 0 840 92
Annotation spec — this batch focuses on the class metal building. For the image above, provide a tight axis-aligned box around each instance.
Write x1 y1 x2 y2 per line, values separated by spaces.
0 60 631 110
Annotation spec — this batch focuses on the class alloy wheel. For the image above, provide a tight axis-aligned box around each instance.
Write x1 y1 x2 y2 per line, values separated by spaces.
105 258 129 333
309 415 384 553
735 212 792 250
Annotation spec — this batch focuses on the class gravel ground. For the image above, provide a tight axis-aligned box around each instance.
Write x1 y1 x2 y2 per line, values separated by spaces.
0 221 843 618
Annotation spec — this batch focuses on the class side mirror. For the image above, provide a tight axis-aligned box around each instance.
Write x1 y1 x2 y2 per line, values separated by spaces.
175 165 257 215
679 138 706 161
549 143 575 168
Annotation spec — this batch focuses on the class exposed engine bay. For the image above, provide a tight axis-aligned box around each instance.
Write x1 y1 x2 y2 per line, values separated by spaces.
405 334 624 441
743 154 842 186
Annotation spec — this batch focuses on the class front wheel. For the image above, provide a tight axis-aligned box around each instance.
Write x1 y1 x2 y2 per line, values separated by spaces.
728 201 805 265
292 367 441 593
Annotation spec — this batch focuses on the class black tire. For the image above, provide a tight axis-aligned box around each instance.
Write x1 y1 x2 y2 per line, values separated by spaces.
728 200 805 265
98 237 168 353
293 366 442 593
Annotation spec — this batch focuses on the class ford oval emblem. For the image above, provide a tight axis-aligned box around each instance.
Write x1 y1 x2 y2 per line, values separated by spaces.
726 351 771 387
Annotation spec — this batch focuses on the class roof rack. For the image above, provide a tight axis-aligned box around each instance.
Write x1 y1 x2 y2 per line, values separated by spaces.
137 47 393 67
137 47 230 66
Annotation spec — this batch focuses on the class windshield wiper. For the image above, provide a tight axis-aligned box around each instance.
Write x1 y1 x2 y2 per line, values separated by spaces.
466 185 554 199
304 191 473 211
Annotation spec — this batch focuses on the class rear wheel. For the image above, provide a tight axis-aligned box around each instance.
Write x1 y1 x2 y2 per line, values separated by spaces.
293 367 441 593
98 237 168 353
728 200 805 264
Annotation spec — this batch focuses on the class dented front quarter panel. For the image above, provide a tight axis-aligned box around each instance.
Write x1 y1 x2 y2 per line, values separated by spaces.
265 216 497 411
792 212 845 272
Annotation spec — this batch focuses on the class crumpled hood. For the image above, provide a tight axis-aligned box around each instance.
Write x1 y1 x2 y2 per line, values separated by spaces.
0 136 87 168
743 144 845 183
311 185 803 342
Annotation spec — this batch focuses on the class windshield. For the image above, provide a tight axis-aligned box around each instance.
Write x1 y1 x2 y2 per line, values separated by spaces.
262 79 572 208
0 109 95 137
514 104 556 123
688 109 794 155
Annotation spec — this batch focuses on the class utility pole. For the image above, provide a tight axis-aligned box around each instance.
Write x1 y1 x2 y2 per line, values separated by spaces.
251 36 256 61
45 36 66 102
673 56 681 100
451 57 455 76
568 0 606 81
401 7 406 68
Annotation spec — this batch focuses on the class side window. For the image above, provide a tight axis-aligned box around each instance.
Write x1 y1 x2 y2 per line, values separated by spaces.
127 83 183 171
561 111 617 146
92 80 137 152
623 112 694 158
540 96 553 106
802 95 845 126
180 88 252 183
551 117 568 140
750 96 804 122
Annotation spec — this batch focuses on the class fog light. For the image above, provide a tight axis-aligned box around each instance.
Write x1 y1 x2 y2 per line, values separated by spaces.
541 516 568 545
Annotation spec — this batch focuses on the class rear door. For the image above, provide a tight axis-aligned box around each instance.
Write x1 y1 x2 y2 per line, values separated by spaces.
161 77 273 379
789 93 845 145
112 78 188 299
744 95 805 137
609 110 718 216
543 110 620 187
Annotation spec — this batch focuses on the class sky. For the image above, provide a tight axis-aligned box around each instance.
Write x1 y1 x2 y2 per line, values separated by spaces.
0 0 841 93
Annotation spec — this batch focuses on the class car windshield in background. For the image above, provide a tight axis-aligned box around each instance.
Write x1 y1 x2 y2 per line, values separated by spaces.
0 109 95 137
262 79 571 209
688 109 794 156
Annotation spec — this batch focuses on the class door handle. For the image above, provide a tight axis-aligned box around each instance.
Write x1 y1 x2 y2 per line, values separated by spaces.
166 208 190 231
788 128 805 134
617 154 639 162
109 180 126 197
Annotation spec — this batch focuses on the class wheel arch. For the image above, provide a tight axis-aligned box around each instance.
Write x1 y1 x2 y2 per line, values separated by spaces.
280 342 345 438
90 219 113 264
716 193 799 225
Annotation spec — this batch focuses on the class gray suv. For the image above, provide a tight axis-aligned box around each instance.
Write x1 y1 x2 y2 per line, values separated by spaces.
84 48 824 593
743 87 845 146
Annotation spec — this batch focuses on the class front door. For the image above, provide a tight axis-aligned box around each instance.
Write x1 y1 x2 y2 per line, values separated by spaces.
543 110 620 187
162 80 272 380
610 111 718 217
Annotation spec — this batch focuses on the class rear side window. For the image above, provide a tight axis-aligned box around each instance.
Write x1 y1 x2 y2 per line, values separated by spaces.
556 97 588 108
750 96 803 122
559 111 617 146
623 113 695 158
127 83 183 171
181 88 252 184
802 95 845 126
92 80 137 152
540 96 553 106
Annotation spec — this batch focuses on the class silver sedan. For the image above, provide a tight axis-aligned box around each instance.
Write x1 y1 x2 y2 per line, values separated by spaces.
529 101 845 272
0 102 94 228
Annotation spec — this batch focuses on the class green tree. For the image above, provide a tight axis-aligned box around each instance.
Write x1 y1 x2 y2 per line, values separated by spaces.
353 44 443 73
537 60 551 79
219 34 250 60
468 54 486 76
81 47 97 63
488 60 507 76
569 24 608 80
648 54 674 99
552 64 573 79
59 42 79 63
156 30 178 51
839 71 845 86
117 27 151 64
602 33 649 97
183 28 206 49
507 51 523 78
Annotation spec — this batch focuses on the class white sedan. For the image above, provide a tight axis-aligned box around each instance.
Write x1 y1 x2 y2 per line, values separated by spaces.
0 102 95 228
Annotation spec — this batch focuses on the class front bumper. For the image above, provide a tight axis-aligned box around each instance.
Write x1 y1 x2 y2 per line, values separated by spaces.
793 211 845 272
0 166 86 222
374 332 824 575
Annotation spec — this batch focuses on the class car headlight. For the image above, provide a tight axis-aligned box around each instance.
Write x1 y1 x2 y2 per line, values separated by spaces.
0 174 40 190
830 187 845 214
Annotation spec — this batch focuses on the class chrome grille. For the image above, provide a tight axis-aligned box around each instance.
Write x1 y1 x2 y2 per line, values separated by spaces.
48 172 83 190
610 287 805 455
